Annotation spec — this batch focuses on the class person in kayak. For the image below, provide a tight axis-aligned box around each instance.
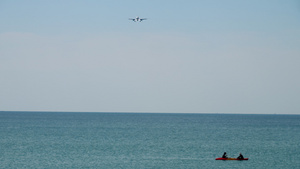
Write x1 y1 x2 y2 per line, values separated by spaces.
237 153 244 160
222 152 228 158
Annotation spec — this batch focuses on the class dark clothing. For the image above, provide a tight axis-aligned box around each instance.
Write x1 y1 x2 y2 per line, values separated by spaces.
237 154 244 159
222 152 228 158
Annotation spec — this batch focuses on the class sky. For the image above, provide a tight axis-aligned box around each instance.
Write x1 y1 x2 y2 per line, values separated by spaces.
1 0 300 114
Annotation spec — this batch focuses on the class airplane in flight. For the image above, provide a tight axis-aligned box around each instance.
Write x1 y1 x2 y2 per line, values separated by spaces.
129 16 147 22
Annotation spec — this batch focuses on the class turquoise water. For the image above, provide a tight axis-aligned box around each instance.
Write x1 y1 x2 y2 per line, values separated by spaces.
0 112 299 168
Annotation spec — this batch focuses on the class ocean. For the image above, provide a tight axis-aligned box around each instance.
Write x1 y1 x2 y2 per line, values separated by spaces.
0 112 299 168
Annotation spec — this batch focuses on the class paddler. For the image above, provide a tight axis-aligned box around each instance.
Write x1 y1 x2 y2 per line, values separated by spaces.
222 152 228 158
237 153 244 160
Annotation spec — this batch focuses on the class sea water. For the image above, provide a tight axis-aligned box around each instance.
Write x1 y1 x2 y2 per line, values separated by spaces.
0 112 299 169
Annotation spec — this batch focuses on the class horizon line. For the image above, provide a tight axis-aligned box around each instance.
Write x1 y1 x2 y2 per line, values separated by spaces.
0 110 299 115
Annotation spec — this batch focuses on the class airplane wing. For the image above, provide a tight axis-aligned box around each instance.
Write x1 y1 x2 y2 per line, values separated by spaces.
128 18 136 22
140 18 147 22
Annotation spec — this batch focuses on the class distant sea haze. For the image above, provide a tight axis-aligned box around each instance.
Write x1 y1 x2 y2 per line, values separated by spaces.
0 112 299 168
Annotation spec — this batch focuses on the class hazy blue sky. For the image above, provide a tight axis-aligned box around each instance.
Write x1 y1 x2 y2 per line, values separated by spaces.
1 0 300 114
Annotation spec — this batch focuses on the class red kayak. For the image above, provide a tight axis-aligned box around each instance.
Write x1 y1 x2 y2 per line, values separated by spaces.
215 157 248 160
